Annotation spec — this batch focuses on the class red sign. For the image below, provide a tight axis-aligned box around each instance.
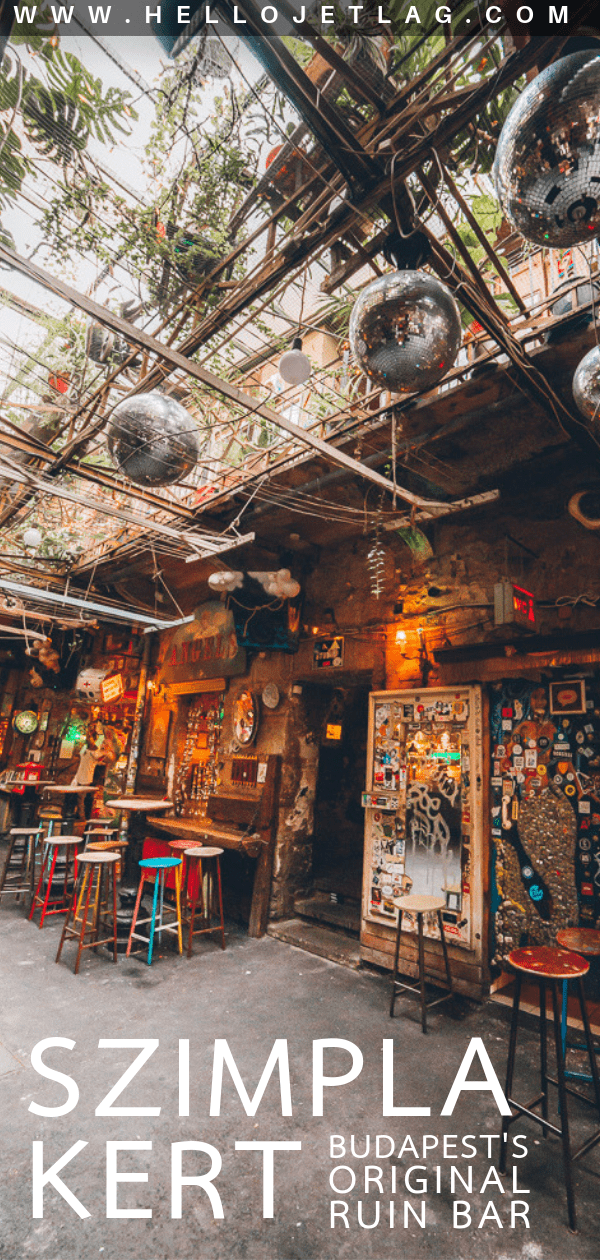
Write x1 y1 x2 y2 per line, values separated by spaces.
512 584 535 628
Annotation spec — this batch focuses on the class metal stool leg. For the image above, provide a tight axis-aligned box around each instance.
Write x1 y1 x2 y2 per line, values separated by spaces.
147 871 161 966
389 908 403 1017
551 979 577 1233
500 973 522 1174
539 978 549 1132
417 912 427 1034
437 909 452 993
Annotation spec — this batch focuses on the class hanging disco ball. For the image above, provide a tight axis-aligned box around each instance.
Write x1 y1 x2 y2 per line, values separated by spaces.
493 50 600 248
107 392 198 488
572 344 600 425
348 271 461 394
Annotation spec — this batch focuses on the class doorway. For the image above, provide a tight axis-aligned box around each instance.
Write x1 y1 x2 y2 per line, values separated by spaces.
296 681 370 933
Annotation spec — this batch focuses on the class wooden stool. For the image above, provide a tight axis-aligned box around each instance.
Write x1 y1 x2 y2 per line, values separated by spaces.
55 852 118 974
499 945 600 1232
389 893 452 1033
28 835 82 928
183 846 225 957
86 838 128 881
556 929 600 1087
0 827 41 906
126 856 183 965
38 807 63 839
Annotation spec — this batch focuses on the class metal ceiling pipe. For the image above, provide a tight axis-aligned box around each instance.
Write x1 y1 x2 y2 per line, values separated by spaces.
0 578 193 631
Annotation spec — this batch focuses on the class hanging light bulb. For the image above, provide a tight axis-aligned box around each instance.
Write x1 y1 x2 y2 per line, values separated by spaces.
279 336 311 386
23 527 42 549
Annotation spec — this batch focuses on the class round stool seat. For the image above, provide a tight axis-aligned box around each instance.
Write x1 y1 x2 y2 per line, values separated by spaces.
509 946 589 980
185 846 223 858
557 928 600 956
44 835 82 847
77 851 119 866
140 856 181 870
392 893 446 913
169 840 199 852
9 827 40 835
86 839 127 851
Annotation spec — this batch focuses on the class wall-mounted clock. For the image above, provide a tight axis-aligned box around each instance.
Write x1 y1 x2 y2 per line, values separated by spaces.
13 710 39 735
262 682 280 710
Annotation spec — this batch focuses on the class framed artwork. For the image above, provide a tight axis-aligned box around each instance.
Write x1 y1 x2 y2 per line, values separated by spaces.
145 702 172 760
549 680 586 716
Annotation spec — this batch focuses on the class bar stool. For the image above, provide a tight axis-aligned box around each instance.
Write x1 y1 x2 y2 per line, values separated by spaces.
389 893 452 1032
86 838 128 882
0 826 41 906
499 945 600 1233
183 847 225 957
38 806 63 839
556 929 600 1086
55 851 119 974
126 856 182 965
29 835 82 928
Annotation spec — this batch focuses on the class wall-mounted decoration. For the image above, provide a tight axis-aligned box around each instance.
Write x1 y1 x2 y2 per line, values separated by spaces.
100 674 124 704
261 682 280 710
157 601 245 687
145 700 172 761
573 344 600 427
549 680 586 716
13 710 38 735
75 668 108 703
313 636 344 670
490 676 600 966
494 50 600 248
234 690 259 746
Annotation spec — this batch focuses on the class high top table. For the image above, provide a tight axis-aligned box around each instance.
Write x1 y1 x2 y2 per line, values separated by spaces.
106 798 173 879
47 785 96 833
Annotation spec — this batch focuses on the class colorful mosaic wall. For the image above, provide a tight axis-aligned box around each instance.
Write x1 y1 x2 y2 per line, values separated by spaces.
490 676 600 964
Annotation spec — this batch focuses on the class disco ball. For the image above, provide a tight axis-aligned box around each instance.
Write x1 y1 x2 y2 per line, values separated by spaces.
348 270 461 394
572 344 600 424
494 50 600 248
107 392 198 487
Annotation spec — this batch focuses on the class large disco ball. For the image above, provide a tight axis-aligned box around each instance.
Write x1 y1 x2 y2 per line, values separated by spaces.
572 344 600 424
494 50 600 248
349 270 461 393
107 392 198 487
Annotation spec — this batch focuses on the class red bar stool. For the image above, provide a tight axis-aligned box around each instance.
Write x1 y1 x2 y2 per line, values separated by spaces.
29 835 82 928
55 851 119 975
499 945 600 1232
0 826 41 907
183 846 225 956
389 893 452 1032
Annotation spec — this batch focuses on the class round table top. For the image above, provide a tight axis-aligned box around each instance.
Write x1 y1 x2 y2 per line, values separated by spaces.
106 798 173 811
184 846 223 859
169 838 203 851
509 945 589 979
45 834 83 847
9 826 41 834
47 785 94 794
392 893 446 914
0 779 55 789
78 850 119 865
556 927 600 956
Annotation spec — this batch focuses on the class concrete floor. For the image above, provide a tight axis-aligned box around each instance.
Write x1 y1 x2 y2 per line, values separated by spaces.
0 897 599 1260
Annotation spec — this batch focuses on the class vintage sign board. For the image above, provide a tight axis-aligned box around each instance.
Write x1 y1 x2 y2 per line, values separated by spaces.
157 601 246 686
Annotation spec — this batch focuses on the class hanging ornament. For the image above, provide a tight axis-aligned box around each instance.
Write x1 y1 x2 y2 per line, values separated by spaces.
107 391 198 487
572 344 600 424
279 337 311 386
349 271 461 394
494 50 600 248
22 527 42 549
367 532 386 599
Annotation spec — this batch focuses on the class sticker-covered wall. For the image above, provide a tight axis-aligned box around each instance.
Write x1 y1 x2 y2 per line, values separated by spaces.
490 676 600 965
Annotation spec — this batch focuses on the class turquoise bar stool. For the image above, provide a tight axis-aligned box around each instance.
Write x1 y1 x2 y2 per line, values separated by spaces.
126 856 182 965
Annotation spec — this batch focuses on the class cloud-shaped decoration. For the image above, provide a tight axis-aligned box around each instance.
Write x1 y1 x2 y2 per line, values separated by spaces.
248 568 301 599
208 570 245 592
